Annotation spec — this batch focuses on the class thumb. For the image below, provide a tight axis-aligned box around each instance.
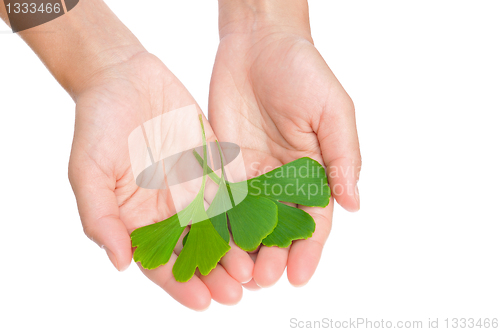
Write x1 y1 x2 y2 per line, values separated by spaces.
69 159 132 271
317 93 361 212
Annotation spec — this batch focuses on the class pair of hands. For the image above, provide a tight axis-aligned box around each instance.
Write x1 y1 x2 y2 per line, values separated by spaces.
68 8 361 311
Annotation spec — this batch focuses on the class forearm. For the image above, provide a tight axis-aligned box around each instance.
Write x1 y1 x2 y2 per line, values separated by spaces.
0 0 145 99
218 0 312 40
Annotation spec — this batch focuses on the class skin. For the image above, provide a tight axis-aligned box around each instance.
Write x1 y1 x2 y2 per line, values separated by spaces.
1 0 361 308
1 0 252 311
211 0 362 288
70 52 252 309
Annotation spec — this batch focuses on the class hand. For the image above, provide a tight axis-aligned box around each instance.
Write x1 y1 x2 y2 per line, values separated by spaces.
209 0 361 288
69 51 253 310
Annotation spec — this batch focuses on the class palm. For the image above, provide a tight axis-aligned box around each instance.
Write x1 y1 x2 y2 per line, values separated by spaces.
210 34 327 167
75 54 192 227
209 32 353 287
70 52 247 309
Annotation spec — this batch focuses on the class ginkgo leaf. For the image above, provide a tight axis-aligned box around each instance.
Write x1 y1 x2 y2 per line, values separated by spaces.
207 199 231 243
261 201 315 248
195 149 278 250
132 114 222 276
132 116 330 281
246 158 328 247
245 157 330 207
131 213 185 270
177 188 206 227
172 219 231 282
226 193 278 251
195 154 330 248
204 143 232 243
172 120 232 282
194 155 328 250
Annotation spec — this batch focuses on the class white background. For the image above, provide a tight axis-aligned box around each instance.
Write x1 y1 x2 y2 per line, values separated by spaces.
1 1 499 331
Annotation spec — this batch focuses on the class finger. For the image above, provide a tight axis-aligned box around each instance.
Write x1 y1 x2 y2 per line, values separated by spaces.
316 92 361 212
139 253 211 311
253 246 289 287
287 200 334 286
69 160 132 272
199 264 243 305
219 236 254 283
241 251 262 290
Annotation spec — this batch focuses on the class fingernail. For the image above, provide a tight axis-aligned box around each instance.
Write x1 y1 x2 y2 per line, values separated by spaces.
103 246 119 271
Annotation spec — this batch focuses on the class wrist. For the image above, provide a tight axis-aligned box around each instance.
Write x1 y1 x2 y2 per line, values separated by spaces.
10 0 146 99
218 0 312 41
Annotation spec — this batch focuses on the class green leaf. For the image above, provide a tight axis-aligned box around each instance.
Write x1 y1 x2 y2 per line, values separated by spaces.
193 154 329 251
177 188 207 227
195 149 279 250
172 116 231 281
172 219 231 282
245 157 330 207
172 119 232 282
207 201 230 243
131 214 185 270
262 202 316 248
177 115 210 227
205 142 232 242
133 119 330 280
226 192 278 251
132 114 227 279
